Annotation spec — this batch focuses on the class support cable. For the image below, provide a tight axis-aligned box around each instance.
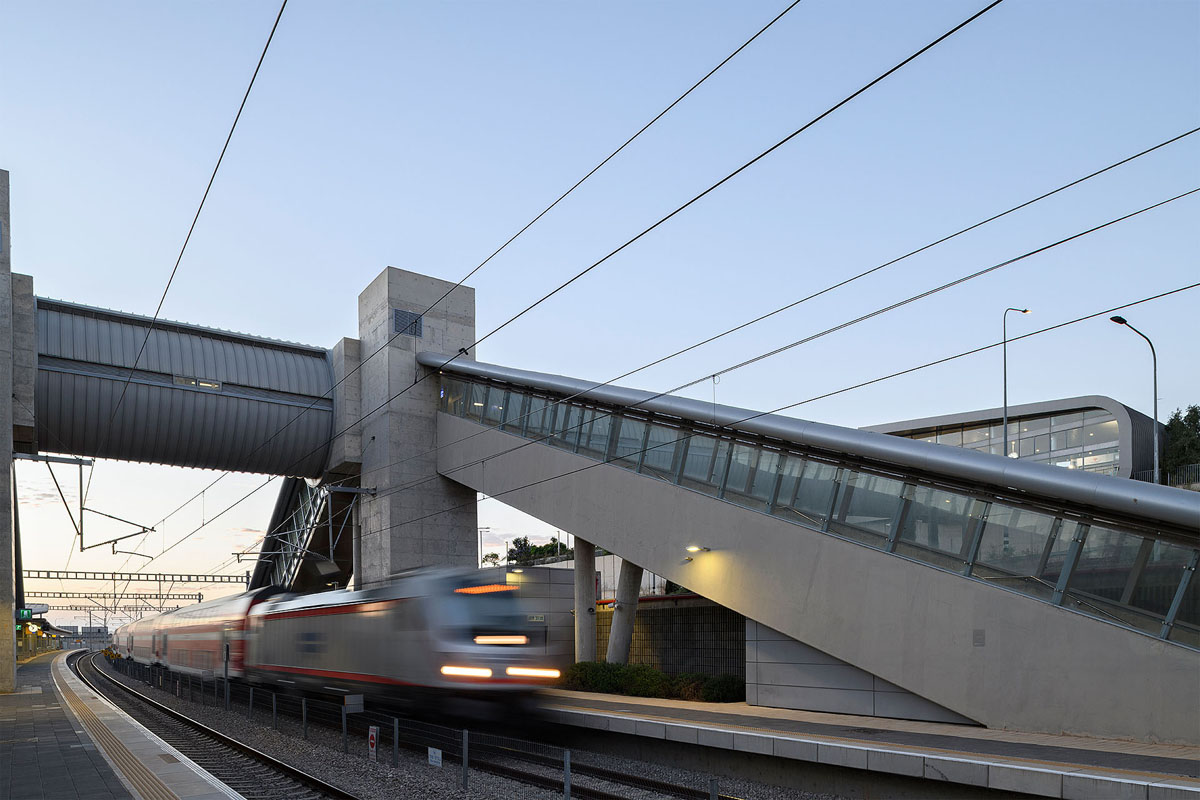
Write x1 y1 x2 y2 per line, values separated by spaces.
83 0 289 509
118 0 1004 578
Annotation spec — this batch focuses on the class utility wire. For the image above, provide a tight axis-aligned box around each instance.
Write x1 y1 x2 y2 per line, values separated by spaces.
296 187 1200 512
188 184 1194 574
83 0 289 510
119 0 999 573
115 0 807 542
356 281 1200 542
272 129 1200 494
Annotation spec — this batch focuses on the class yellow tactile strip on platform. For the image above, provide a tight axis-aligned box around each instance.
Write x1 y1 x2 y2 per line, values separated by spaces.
54 656 178 800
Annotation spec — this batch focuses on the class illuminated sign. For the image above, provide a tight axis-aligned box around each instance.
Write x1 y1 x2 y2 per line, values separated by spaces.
16 608 32 621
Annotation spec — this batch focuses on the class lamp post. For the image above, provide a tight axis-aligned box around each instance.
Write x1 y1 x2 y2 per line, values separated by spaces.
1110 316 1159 484
1002 307 1031 459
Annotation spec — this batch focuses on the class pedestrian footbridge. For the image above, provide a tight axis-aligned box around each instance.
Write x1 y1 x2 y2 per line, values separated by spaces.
419 352 1200 745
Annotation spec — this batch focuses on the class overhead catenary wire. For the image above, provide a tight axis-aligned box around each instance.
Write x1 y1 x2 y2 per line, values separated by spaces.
83 0 289 512
115 0 807 546
354 281 1200 543
243 129 1200 497
195 184 1195 575
123 0 1006 575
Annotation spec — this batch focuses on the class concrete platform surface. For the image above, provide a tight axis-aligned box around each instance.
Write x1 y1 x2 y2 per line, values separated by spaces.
2 650 242 800
541 689 1200 800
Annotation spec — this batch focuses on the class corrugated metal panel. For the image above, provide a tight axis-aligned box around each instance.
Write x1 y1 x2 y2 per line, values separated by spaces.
35 300 335 477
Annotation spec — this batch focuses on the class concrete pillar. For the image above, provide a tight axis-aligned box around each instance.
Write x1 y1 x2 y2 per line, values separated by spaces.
356 268 478 588
573 538 596 662
0 169 14 692
605 559 644 665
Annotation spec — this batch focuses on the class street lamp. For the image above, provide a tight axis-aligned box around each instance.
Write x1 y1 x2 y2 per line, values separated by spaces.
1003 307 1031 459
1110 316 1159 484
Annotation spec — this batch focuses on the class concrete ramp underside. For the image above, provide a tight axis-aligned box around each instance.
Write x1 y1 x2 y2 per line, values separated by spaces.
436 412 1199 744
34 299 333 476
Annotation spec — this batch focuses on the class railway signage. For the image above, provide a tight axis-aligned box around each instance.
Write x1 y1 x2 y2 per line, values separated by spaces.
368 726 378 761
428 747 442 767
527 614 545 623
344 694 364 713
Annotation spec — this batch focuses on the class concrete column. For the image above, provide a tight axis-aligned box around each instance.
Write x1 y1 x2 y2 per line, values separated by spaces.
0 169 14 692
356 268 478 588
573 538 596 662
605 559 644 665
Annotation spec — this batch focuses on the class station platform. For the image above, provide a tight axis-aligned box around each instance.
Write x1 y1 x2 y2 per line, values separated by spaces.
0 650 241 800
540 689 1200 800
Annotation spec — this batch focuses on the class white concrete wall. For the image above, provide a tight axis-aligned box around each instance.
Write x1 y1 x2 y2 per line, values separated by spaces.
478 565 575 668
435 413 1200 744
747 621 972 724
355 268 478 586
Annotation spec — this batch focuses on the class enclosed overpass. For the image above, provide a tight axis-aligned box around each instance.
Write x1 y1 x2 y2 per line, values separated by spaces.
419 352 1200 744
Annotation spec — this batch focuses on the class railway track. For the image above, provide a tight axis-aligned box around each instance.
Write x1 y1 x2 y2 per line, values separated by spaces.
71 652 361 800
95 653 741 800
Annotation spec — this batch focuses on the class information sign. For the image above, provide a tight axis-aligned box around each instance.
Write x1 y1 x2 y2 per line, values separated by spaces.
344 694 364 713
368 725 378 762
428 747 442 767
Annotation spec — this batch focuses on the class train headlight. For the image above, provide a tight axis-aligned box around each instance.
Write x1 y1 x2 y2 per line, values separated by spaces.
505 667 561 679
473 635 528 645
440 665 493 678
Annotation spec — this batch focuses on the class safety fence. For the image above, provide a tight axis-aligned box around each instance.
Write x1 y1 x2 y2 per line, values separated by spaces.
108 656 735 799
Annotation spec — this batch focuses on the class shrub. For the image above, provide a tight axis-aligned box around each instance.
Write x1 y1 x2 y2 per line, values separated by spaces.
560 662 745 703
701 673 744 703
669 672 708 702
620 663 671 697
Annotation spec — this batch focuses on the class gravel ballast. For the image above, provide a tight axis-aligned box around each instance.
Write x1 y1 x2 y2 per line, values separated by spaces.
91 654 845 800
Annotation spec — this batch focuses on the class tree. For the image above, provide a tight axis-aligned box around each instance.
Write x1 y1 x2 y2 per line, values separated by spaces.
1164 405 1200 473
506 536 573 566
481 553 500 567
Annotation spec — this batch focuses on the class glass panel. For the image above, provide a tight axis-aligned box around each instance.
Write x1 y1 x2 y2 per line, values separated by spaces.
829 471 903 546
1064 527 1149 622
1127 540 1192 617
1050 412 1083 428
465 382 487 422
1169 567 1200 648
771 456 806 524
914 432 936 444
1019 415 1050 435
1032 433 1050 456
724 444 758 497
578 408 612 460
790 461 839 526
482 388 506 426
441 378 467 416
525 395 553 438
501 391 527 432
549 403 582 450
1051 427 1082 450
725 445 779 511
895 487 980 571
1081 419 1119 446
972 505 1061 600
640 424 679 481
936 429 963 446
679 434 730 496
1019 437 1035 457
612 417 647 468
962 424 989 445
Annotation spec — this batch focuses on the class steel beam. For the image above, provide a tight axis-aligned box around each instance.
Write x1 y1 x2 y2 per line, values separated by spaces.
23 570 242 583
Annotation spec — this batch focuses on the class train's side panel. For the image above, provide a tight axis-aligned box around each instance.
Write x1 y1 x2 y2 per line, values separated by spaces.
247 597 435 689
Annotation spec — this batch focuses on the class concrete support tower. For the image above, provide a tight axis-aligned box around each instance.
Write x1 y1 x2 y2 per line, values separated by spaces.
573 538 596 662
354 268 479 587
605 559 644 664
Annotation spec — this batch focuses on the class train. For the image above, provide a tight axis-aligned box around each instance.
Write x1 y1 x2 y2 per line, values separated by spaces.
111 568 560 714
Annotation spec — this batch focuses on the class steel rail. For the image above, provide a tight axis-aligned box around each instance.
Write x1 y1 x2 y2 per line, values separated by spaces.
72 652 361 800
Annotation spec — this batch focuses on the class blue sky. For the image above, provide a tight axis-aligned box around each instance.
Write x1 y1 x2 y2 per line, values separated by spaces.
3 1 1196 624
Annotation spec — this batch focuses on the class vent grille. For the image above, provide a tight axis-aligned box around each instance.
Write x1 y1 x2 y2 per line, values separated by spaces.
393 309 423 338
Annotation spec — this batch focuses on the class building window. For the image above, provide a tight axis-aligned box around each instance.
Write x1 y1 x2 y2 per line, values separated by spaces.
394 309 423 338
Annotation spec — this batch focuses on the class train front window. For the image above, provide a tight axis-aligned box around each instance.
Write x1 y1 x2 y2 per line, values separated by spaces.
442 581 526 641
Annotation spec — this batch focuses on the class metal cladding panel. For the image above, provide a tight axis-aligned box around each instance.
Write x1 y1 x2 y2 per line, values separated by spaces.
417 353 1200 534
35 299 335 477
36 299 329 395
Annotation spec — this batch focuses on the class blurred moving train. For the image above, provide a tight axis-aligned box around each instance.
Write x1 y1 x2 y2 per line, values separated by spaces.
111 568 560 711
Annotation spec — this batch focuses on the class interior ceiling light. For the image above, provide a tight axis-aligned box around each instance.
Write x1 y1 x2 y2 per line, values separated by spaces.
685 545 710 553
